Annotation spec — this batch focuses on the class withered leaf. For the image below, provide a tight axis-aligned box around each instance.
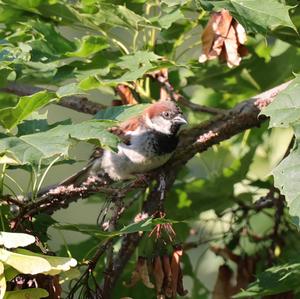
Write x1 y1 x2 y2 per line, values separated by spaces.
199 9 248 68
123 268 140 288
138 257 155 289
116 84 138 105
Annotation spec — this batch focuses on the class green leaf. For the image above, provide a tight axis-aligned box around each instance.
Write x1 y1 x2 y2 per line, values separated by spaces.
0 91 57 130
261 76 300 128
117 51 161 72
0 232 35 249
15 249 77 276
200 0 297 33
234 263 300 297
94 4 152 30
94 104 150 121
161 0 189 6
29 20 75 59
2 0 43 9
56 83 86 98
66 35 108 58
0 120 118 166
261 76 300 226
156 6 185 29
4 266 19 281
273 144 300 226
4 289 49 299
17 112 72 136
0 248 51 274
56 217 180 238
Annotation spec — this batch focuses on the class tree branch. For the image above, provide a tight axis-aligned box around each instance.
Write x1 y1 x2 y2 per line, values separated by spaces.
2 83 105 115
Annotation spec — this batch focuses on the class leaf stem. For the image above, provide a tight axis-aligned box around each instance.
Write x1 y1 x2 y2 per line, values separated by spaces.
36 154 63 197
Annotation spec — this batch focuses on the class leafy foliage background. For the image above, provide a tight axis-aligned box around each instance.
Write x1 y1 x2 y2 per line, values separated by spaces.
0 0 299 298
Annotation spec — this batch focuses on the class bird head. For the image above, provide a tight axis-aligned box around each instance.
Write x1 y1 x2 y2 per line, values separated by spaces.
144 100 187 135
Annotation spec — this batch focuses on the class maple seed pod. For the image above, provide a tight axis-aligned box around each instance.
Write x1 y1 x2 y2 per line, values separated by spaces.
116 84 138 105
153 256 165 294
162 255 173 298
177 266 188 296
170 247 183 297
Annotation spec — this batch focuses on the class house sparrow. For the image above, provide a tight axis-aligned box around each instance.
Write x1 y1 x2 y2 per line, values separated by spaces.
61 100 187 186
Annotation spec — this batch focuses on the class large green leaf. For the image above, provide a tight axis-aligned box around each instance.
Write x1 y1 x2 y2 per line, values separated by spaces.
262 76 300 128
273 143 300 226
4 289 49 299
234 263 300 297
261 76 300 226
199 0 297 33
0 120 118 166
0 91 57 130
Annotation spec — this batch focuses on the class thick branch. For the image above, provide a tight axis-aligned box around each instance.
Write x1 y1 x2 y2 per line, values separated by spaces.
13 80 291 223
2 83 105 114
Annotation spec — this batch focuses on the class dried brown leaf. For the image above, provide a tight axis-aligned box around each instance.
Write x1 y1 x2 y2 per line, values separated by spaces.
223 25 241 68
199 9 248 68
232 20 247 45
199 13 222 62
116 84 138 105
123 261 141 288
138 257 154 289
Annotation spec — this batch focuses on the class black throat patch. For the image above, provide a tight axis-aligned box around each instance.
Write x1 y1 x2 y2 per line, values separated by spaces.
152 131 179 155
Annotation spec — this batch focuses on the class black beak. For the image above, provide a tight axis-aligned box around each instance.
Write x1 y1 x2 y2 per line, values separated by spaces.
173 114 188 125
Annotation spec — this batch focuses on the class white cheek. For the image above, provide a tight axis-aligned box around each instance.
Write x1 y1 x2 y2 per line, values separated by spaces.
145 115 171 134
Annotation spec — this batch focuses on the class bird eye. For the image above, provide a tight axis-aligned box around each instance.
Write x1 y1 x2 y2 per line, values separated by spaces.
162 111 171 119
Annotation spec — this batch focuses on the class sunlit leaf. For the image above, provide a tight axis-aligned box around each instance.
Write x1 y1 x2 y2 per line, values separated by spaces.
0 248 51 274
0 232 35 249
15 249 77 276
